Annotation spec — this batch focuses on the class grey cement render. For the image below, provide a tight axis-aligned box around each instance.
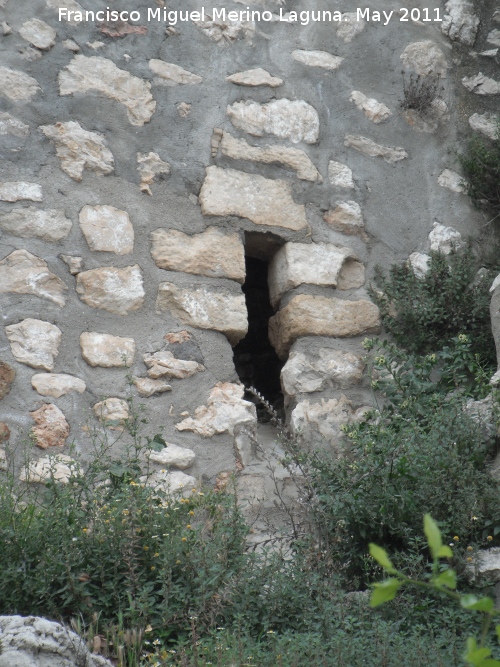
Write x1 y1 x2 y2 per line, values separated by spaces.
0 0 498 483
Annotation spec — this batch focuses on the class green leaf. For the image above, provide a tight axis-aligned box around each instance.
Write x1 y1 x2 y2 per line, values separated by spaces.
461 595 495 612
434 569 457 589
496 625 500 643
369 543 396 573
424 514 443 559
437 545 453 559
370 578 402 607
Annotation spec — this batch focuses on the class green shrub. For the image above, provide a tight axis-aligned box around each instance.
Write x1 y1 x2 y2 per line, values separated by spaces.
460 121 500 212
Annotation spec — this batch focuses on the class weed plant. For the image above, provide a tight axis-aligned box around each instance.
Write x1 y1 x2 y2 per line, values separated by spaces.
460 120 500 213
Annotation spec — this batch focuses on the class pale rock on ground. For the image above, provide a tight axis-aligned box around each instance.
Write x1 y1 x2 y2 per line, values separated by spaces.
79 205 134 255
328 161 355 188
62 39 80 51
437 168 466 193
80 332 136 367
409 252 431 277
146 443 196 469
30 403 70 448
199 166 308 231
93 398 129 428
216 130 321 182
19 18 56 49
31 373 86 398
0 182 42 202
59 56 156 126
226 68 283 87
400 40 449 76
137 152 171 194
151 226 245 281
5 319 62 371
291 50 344 70
487 29 500 46
336 13 365 42
0 67 41 101
143 350 205 379
226 99 319 143
0 615 111 667
268 242 364 307
281 347 365 395
133 377 172 397
323 201 366 237
0 112 30 137
0 250 67 307
469 112 499 140
76 265 145 315
441 0 480 45
349 91 392 123
145 470 198 497
176 382 257 437
60 254 83 275
40 121 114 181
344 135 408 163
156 282 248 345
149 59 203 85
269 295 380 358
0 361 15 400
428 222 464 253
462 73 500 95
0 208 72 242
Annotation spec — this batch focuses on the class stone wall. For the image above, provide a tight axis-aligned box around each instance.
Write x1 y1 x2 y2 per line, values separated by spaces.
0 0 498 525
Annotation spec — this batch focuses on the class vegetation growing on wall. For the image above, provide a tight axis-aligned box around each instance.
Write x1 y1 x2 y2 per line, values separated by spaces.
460 122 500 213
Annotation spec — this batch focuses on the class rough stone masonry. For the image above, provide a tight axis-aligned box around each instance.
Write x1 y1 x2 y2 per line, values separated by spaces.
0 0 498 541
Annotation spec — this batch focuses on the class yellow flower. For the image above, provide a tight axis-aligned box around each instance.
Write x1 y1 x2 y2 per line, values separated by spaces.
189 511 195 516
453 536 459 542
145 625 153 633
82 528 88 533
154 552 159 557
105 520 110 524
176 560 181 564
181 537 187 542
122 510 129 515
144 546 149 551
467 546 473 552
151 566 156 571
186 524 192 529
487 535 493 541
467 557 473 562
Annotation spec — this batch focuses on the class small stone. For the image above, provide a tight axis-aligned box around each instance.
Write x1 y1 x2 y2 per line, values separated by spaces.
462 73 500 95
146 469 197 497
156 282 247 346
60 254 84 275
143 350 205 379
478 49 499 57
442 0 479 45
0 112 30 137
344 135 408 163
281 347 365 395
20 454 81 483
494 9 500 23
0 423 10 444
46 0 84 23
291 50 344 70
146 443 195 469
5 319 62 371
269 295 380 358
98 20 148 37
328 161 355 188
176 382 256 437
0 361 15 400
193 15 255 44
176 102 191 117
62 39 80 51
226 68 283 87
487 29 500 46
93 398 129 429
199 166 308 231
217 131 321 182
59 56 156 126
0 249 67 307
349 91 392 123
337 13 365 42
40 121 114 181
0 208 72 242
149 59 202 86
428 222 463 254
0 67 41 102
151 227 245 281
19 18 56 50
0 448 6 470
31 373 86 398
79 205 134 254
226 99 319 144
86 40 105 49
469 112 499 140
30 403 70 448
409 252 431 277
80 332 135 367
324 201 366 238
400 41 449 76
76 265 145 315
2 22 12 35
437 169 466 193
133 377 172 397
137 152 171 195
0 182 42 202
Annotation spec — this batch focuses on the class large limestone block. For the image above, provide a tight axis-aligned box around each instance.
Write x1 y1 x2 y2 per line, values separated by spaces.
226 99 319 144
143 350 205 379
344 135 408 163
217 131 321 182
30 403 70 448
59 56 156 126
146 443 196 469
442 0 479 45
281 347 365 395
93 398 129 429
149 59 203 85
151 227 245 281
291 50 344 70
226 68 283 87
269 295 380 358
268 242 363 307
349 91 392 124
0 250 67 307
0 361 15 400
0 182 42 202
133 377 172 397
0 208 72 242
31 373 85 398
5 319 62 371
146 470 197 498
19 458 83 486
0 67 41 101
324 201 366 238
80 332 136 367
76 265 145 315
156 282 247 345
437 169 466 193
462 73 500 95
19 18 56 49
176 382 256 436
40 121 114 181
469 112 499 140
79 205 134 254
400 41 448 76
199 166 308 231
428 222 463 253
137 152 171 194
0 112 30 137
